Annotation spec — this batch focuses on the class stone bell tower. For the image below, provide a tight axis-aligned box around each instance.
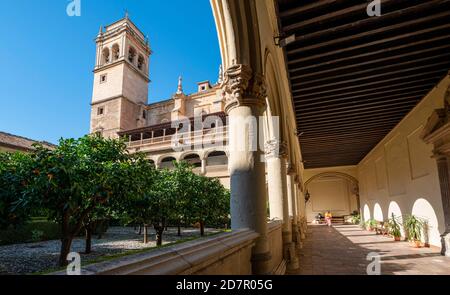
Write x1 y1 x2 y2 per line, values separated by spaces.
90 14 151 138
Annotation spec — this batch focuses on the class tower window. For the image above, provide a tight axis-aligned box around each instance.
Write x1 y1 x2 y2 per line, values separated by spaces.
100 74 107 83
142 110 147 119
138 55 145 71
128 47 136 64
97 107 104 116
101 48 110 65
112 44 120 61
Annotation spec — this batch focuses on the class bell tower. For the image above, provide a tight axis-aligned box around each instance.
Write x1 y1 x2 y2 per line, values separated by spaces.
90 14 151 138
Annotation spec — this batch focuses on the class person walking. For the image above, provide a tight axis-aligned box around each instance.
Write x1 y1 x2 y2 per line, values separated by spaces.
325 210 333 227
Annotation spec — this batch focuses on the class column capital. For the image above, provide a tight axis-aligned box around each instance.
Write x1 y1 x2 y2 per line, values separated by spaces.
286 163 297 176
221 64 266 114
264 139 287 159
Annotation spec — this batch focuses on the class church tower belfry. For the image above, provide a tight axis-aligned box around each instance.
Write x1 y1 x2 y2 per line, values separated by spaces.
90 14 151 138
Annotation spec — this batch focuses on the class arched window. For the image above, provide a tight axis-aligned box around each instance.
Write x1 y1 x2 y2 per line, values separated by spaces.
137 55 145 71
128 47 136 64
112 44 120 61
101 48 110 65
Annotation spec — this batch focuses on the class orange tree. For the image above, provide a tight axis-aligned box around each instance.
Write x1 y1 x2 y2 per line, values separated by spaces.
20 135 139 266
0 152 34 230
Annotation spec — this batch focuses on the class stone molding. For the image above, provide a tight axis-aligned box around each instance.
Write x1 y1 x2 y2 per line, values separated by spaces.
221 64 266 113
286 163 296 176
51 229 259 275
264 139 288 159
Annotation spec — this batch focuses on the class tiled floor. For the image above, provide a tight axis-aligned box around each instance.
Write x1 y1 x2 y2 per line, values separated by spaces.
289 224 450 275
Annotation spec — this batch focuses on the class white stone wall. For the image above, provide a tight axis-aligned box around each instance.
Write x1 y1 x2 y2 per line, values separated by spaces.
358 75 450 247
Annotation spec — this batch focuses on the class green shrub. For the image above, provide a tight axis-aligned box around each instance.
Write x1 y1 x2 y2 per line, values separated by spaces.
0 221 60 245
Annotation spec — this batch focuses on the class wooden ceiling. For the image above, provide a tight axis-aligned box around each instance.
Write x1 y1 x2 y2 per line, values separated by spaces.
276 0 450 168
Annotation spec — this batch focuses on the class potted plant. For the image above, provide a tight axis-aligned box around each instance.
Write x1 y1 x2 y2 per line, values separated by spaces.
404 215 424 248
388 213 401 241
366 219 377 231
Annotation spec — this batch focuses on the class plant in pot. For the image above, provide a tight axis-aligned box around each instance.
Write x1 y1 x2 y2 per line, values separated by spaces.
366 219 377 231
404 215 424 248
388 213 402 241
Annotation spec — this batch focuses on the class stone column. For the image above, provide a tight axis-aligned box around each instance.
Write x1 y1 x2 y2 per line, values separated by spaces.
287 166 301 250
435 155 450 256
265 139 287 221
222 64 271 274
200 158 207 175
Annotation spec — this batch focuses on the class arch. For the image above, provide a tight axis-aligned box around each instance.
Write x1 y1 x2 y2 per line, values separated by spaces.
363 204 371 222
180 153 202 168
373 203 383 221
388 201 404 236
158 156 177 169
128 46 136 64
412 198 440 246
206 150 228 166
137 54 145 71
305 172 358 193
101 47 110 65
112 44 120 61
161 118 169 124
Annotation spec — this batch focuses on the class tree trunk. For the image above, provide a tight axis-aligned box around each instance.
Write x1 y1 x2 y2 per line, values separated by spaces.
177 221 181 237
200 221 205 236
59 236 73 267
143 224 148 244
138 224 142 235
85 225 92 254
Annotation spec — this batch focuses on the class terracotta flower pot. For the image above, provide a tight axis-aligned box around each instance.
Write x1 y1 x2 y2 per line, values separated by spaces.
412 240 422 248
394 236 401 241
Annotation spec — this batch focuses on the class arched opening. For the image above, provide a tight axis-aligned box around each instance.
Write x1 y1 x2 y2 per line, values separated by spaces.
388 201 404 236
363 204 371 222
148 159 155 168
112 44 120 61
304 172 359 222
373 203 383 221
128 46 136 64
137 54 145 71
206 151 228 167
160 156 176 170
412 198 441 247
102 48 110 65
181 153 201 168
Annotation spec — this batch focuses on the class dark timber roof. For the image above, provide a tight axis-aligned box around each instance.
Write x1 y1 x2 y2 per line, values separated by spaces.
276 0 450 168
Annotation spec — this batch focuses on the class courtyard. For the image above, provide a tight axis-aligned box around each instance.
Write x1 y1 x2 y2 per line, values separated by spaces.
290 224 450 275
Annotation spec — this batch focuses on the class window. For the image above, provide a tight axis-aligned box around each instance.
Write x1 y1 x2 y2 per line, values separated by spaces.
137 55 145 71
142 110 147 119
97 107 104 116
100 74 107 83
101 48 110 65
112 44 120 61
128 47 136 64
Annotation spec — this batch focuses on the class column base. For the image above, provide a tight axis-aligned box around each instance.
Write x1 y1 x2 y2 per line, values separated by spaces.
251 251 272 275
441 232 450 257
286 242 299 271
292 224 303 250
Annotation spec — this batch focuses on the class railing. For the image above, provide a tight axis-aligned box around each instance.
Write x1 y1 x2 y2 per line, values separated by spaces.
126 126 228 150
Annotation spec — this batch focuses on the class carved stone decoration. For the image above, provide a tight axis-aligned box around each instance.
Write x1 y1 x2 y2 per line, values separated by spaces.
421 84 450 257
264 139 287 159
221 64 266 113
286 163 296 176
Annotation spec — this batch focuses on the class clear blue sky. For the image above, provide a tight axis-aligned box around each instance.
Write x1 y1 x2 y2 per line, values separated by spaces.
0 0 221 144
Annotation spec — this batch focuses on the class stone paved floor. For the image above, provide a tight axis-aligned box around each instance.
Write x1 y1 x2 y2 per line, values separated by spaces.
289 224 450 275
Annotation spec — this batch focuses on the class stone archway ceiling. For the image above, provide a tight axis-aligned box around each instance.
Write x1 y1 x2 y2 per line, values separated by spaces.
276 0 450 168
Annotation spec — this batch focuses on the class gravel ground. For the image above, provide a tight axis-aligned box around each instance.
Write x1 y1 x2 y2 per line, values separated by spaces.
0 226 220 275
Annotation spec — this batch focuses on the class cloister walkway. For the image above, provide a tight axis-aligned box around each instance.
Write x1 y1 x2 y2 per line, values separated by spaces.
289 224 450 275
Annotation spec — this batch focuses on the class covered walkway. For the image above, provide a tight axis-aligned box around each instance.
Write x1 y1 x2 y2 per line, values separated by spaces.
289 225 450 275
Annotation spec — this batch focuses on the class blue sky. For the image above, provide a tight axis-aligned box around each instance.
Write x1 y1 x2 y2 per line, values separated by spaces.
0 0 221 144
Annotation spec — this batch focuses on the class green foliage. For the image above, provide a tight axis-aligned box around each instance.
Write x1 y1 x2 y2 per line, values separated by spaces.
365 218 377 230
0 152 34 229
350 214 361 225
0 221 60 245
388 213 402 238
403 215 425 242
